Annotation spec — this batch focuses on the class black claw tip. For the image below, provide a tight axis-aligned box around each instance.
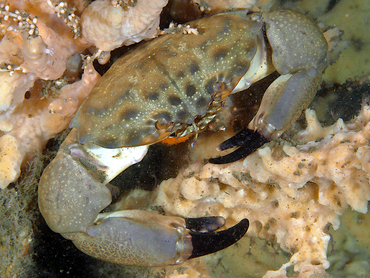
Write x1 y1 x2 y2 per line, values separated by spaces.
217 127 256 151
185 216 225 233
209 127 268 164
188 218 249 259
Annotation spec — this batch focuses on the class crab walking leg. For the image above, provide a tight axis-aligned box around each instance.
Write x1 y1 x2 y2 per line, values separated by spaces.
39 129 249 266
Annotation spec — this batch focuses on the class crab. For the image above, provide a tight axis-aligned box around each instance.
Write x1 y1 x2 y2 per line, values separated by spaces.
38 9 329 266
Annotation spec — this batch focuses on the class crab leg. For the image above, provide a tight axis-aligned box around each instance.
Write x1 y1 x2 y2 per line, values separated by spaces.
39 129 249 266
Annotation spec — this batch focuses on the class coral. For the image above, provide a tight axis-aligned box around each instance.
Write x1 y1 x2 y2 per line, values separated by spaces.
0 135 22 187
151 105 370 277
81 0 168 52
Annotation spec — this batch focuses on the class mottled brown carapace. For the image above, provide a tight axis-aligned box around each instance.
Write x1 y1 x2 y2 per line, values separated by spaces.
71 12 260 148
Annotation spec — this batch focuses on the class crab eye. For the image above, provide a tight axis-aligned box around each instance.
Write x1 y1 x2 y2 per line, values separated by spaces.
155 119 168 130
213 81 226 92
212 81 228 101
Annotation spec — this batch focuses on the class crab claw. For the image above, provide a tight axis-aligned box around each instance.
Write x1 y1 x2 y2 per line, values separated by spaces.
39 129 249 266
187 217 249 259
211 10 328 165
209 127 268 164
64 212 249 266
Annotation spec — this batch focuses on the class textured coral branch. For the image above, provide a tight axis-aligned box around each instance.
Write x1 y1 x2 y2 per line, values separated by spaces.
81 0 168 51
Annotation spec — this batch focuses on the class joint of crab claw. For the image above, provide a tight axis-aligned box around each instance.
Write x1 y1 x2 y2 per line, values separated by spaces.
173 225 194 265
187 218 249 259
68 144 107 169
209 127 268 164
254 117 281 141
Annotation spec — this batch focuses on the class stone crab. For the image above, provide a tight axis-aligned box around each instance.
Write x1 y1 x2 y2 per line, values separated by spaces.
38 9 329 266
